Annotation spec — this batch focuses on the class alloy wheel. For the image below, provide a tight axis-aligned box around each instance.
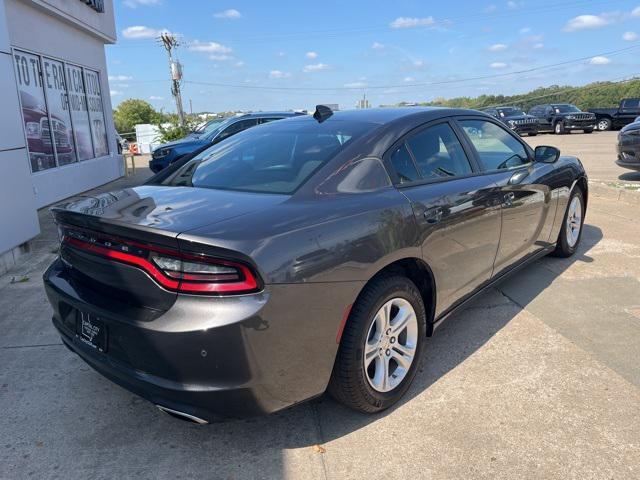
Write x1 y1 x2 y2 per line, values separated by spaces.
566 196 582 248
363 298 418 393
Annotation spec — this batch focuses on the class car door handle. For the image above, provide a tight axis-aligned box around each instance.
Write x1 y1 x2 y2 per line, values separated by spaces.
424 207 443 224
503 192 515 207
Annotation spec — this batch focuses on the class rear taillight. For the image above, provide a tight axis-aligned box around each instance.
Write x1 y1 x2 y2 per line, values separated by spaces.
61 228 260 295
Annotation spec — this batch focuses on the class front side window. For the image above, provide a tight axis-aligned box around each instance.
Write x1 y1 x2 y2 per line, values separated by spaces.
216 119 259 141
406 123 473 179
162 120 372 194
460 119 529 171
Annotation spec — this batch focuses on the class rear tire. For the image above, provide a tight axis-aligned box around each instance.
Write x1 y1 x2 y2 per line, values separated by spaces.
554 122 566 135
597 118 612 131
551 188 585 258
328 275 426 413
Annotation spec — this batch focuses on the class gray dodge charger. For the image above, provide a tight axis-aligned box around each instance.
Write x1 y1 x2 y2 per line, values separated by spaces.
44 107 588 423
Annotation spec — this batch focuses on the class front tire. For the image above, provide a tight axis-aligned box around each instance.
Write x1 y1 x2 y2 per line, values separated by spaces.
529 132 538 136
583 128 593 134
551 188 585 258
554 122 566 135
328 275 426 413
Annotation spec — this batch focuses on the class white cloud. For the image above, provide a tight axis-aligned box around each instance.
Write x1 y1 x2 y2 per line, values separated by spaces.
214 9 242 19
269 70 291 79
489 43 508 51
390 17 435 29
188 41 232 54
589 56 611 65
633 7 640 17
412 59 425 68
533 43 544 49
108 75 133 81
234 61 245 68
485 5 497 13
121 25 168 39
149 96 164 100
110 90 123 96
490 62 508 69
519 27 531 34
507 1 523 9
404 76 415 82
276 51 286 57
209 54 233 61
563 14 613 32
344 81 367 88
623 31 639 41
371 42 385 49
305 51 318 59
123 0 160 8
303 63 330 72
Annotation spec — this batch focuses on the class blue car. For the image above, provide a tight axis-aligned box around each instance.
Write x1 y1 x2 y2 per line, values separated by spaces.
149 112 303 173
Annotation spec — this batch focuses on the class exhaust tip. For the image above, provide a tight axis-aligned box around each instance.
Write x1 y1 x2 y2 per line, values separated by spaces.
156 405 209 425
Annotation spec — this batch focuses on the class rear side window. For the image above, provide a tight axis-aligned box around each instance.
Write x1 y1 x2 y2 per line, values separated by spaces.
460 119 529 171
406 123 473 179
260 117 284 124
389 144 419 184
162 120 372 194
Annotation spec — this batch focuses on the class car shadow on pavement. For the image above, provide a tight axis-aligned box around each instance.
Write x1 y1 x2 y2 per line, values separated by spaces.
305 223 603 445
618 172 640 182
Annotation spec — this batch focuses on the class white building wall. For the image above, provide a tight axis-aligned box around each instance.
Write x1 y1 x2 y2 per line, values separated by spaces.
0 0 120 267
0 0 40 260
6 0 122 209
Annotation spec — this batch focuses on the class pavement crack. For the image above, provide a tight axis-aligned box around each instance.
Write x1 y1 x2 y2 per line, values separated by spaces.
1 342 63 350
310 401 330 480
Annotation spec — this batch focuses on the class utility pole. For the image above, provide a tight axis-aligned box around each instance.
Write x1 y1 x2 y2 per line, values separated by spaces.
157 32 186 126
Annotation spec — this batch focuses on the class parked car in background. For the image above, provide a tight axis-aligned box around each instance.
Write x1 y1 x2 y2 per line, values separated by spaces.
528 104 596 134
44 107 588 423
481 106 539 136
149 111 304 173
616 118 640 171
589 98 640 131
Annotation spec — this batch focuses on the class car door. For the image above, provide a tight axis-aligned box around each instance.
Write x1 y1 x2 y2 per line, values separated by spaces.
385 120 502 316
457 118 555 277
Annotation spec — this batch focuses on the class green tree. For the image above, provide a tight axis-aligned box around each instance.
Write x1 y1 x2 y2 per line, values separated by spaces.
113 99 162 137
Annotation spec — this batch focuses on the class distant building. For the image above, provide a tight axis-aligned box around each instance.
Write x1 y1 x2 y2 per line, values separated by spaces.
0 0 120 273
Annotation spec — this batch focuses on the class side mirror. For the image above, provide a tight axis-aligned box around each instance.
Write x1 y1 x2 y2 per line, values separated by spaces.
534 145 560 163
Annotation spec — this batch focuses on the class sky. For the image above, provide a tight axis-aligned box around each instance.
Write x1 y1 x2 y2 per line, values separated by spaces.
106 0 640 113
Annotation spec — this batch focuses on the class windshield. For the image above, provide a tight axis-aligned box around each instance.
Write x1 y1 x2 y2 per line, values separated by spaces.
553 105 581 114
496 107 526 118
161 120 373 194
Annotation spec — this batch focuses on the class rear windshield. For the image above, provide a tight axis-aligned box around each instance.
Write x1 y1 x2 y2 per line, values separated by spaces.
161 119 373 194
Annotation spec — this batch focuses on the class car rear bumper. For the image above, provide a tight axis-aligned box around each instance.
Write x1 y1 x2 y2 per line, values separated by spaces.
44 258 361 421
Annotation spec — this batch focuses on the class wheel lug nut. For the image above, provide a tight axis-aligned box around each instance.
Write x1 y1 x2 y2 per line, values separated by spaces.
386 349 391 356
390 337 396 343
386 328 391 335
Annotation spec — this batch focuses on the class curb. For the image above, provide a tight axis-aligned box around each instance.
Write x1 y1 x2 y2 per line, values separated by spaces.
589 181 640 206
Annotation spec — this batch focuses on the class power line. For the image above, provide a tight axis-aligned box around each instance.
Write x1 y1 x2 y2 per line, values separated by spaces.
183 43 640 92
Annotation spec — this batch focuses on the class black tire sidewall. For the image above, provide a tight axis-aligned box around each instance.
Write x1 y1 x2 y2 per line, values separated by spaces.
332 276 426 412
556 189 585 256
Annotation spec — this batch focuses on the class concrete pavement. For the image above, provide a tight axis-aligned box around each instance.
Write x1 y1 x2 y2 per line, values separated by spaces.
1 140 639 479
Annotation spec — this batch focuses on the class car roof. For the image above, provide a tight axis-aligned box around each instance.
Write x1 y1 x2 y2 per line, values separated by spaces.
237 111 302 118
278 107 483 126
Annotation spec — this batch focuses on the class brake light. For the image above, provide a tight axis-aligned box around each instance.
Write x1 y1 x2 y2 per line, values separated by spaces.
61 229 259 295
